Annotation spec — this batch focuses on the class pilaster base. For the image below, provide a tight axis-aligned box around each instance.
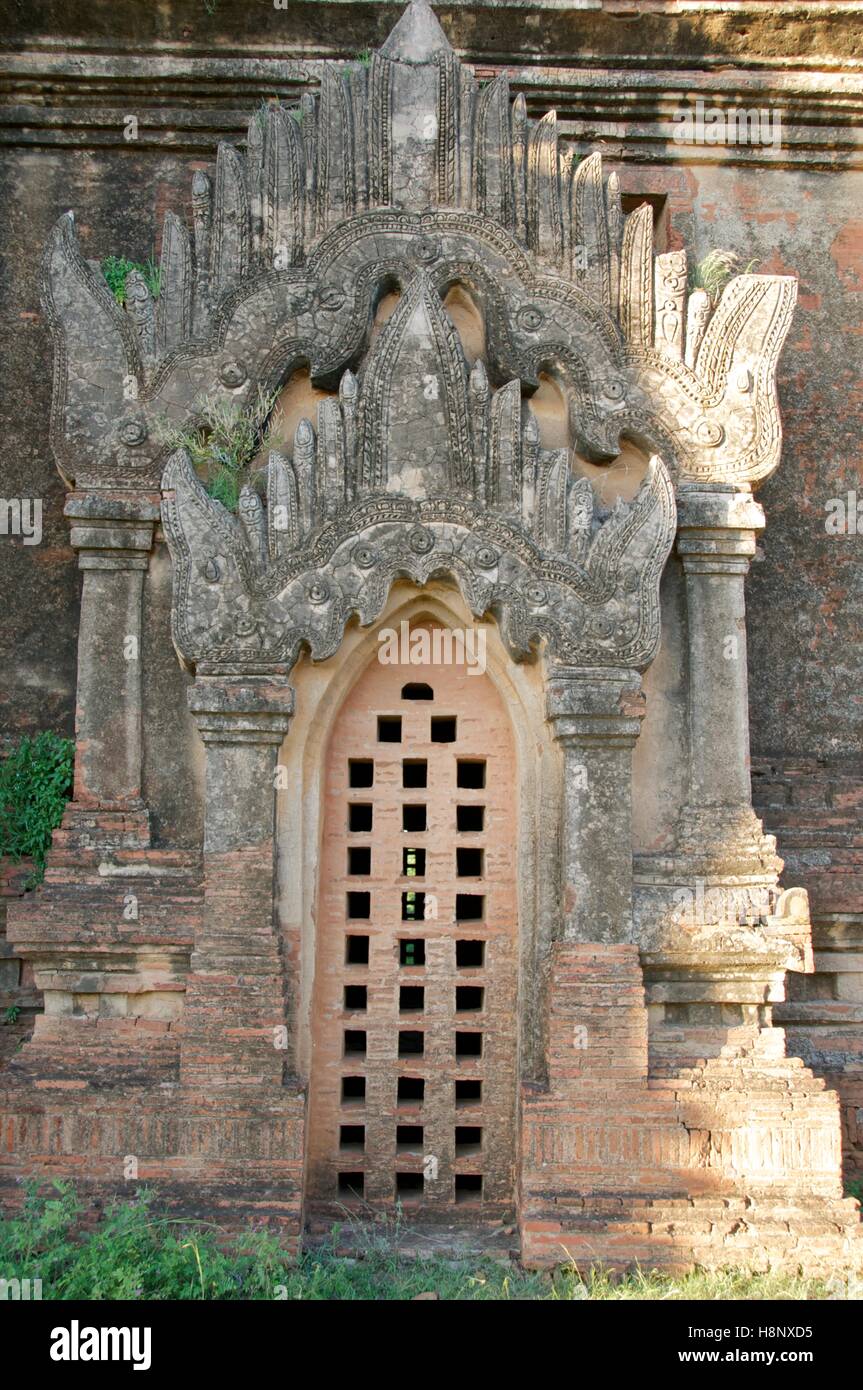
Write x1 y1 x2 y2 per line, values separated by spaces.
0 1082 306 1244
518 942 863 1274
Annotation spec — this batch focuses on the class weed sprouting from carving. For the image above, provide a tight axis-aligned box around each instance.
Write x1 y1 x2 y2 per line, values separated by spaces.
252 98 305 136
101 255 161 306
157 387 277 512
0 732 74 885
688 250 758 305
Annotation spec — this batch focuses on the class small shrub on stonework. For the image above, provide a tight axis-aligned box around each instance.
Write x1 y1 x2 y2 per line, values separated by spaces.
0 732 74 884
156 387 276 512
688 249 758 305
101 255 161 306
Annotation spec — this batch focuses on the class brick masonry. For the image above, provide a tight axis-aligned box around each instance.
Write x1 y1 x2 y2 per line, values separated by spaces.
754 756 863 1174
306 629 519 1222
521 944 863 1272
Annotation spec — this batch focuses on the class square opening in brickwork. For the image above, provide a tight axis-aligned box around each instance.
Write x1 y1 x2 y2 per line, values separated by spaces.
456 759 486 789
378 716 402 743
457 804 484 832
456 986 483 1012
402 847 426 877
455 894 484 921
342 1075 366 1103
431 716 457 743
340 1125 365 1152
348 846 371 875
347 891 371 919
456 848 483 877
397 1076 425 1103
401 682 434 700
349 803 373 832
455 1079 482 1106
455 1126 482 1157
343 984 367 1011
396 1172 424 1200
396 1125 424 1150
455 1031 482 1058
349 759 374 788
344 1029 367 1056
338 1171 365 1198
620 192 669 252
399 985 425 1012
399 938 425 967
455 1174 483 1203
403 804 427 832
456 939 484 968
345 934 369 965
402 889 426 920
398 1030 424 1056
402 760 428 788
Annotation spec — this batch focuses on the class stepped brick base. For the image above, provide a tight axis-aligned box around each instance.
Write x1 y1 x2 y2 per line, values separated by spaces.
3 853 860 1270
519 944 863 1273
0 1083 306 1244
753 756 863 1174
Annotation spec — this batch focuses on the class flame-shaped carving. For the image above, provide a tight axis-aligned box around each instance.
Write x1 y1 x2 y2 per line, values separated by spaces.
161 271 676 673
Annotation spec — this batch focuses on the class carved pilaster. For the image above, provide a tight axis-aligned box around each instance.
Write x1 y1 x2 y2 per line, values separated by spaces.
632 485 798 1014
546 666 645 942
674 484 780 876
182 673 294 1089
63 491 160 847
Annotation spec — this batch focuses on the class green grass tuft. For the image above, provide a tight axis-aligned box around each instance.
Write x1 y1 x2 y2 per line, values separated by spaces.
156 387 276 512
0 1185 854 1301
689 249 758 305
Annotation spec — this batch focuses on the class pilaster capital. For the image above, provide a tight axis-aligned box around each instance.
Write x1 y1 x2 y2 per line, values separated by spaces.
675 483 765 575
188 672 295 746
65 491 161 570
545 665 645 748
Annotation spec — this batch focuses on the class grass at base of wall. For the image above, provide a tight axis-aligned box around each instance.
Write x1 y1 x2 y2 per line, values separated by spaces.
0 1184 857 1301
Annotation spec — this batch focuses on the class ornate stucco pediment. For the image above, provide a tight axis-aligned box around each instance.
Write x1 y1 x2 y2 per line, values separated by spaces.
40 0 797 673
161 265 675 669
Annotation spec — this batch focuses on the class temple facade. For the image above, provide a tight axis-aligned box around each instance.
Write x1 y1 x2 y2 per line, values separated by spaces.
1 1 861 1272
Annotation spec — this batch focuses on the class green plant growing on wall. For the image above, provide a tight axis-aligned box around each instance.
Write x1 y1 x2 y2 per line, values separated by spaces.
4 1005 20 1025
157 387 277 512
0 732 74 884
353 49 372 68
688 249 757 305
101 256 161 307
251 98 306 138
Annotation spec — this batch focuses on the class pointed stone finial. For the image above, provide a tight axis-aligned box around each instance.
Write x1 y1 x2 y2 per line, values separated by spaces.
380 0 452 63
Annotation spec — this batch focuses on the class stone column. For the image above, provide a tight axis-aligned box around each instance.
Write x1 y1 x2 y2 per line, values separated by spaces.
674 484 777 865
182 672 294 1089
546 666 645 941
64 491 160 845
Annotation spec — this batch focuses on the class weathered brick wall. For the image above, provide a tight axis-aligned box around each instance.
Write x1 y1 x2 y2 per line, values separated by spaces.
0 861 39 1070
